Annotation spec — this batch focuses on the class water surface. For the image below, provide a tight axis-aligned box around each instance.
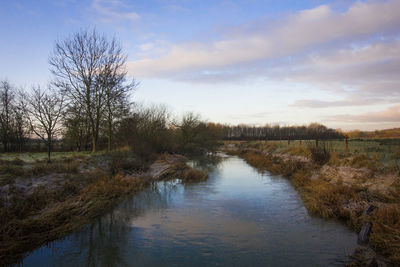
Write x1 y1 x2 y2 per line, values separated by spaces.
22 155 358 266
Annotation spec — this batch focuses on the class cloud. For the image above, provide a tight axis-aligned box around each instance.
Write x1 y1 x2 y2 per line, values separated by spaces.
139 42 154 51
91 0 140 23
277 38 400 109
127 0 400 78
327 104 400 123
292 99 377 108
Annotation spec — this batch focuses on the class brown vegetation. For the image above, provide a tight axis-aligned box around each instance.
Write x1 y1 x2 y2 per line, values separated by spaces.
224 141 400 265
0 151 208 266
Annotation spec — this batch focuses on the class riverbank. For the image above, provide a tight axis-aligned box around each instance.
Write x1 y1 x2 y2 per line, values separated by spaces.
0 151 207 266
223 141 400 266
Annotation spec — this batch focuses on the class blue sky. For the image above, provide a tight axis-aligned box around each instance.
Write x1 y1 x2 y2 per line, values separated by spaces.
1 0 400 130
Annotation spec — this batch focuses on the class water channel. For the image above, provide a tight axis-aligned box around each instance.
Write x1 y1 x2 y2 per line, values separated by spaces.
22 154 358 266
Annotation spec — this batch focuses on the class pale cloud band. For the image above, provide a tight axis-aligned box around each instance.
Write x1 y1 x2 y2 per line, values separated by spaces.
327 104 400 123
128 0 400 80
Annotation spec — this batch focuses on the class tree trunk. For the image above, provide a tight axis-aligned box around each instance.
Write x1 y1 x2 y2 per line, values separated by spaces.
108 134 111 152
107 119 112 152
47 137 51 163
91 135 96 153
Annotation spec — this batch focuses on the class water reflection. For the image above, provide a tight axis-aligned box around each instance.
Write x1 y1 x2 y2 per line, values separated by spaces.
187 153 225 174
22 155 358 267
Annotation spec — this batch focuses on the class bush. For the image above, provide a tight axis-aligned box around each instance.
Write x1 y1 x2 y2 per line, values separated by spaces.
182 168 208 182
108 151 150 174
308 142 331 165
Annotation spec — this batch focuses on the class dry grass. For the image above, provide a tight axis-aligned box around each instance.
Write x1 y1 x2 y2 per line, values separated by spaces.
155 159 208 182
81 173 147 200
0 157 81 186
302 180 360 220
328 152 341 166
369 205 400 263
0 152 208 265
30 161 80 176
225 141 400 265
287 145 311 158
347 153 380 171
241 150 306 177
0 170 148 266
182 168 208 182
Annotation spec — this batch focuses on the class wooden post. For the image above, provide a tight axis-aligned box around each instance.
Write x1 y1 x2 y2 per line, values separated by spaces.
315 139 319 148
280 136 282 144
299 138 302 147
345 135 349 153
288 136 290 145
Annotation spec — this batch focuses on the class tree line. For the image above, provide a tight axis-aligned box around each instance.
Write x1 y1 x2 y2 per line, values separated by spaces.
0 29 223 161
219 123 344 141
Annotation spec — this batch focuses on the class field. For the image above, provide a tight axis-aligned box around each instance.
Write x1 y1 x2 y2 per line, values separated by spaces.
236 138 400 164
0 151 90 163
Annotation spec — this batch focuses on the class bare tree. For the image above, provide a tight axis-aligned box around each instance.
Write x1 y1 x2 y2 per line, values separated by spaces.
103 80 135 151
0 80 14 152
24 86 64 162
49 29 135 153
12 98 28 152
62 102 90 152
0 80 29 152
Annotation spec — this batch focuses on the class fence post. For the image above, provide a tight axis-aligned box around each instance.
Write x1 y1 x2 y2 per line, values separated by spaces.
345 135 348 153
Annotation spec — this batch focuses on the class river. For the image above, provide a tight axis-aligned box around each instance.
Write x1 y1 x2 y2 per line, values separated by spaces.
22 154 358 266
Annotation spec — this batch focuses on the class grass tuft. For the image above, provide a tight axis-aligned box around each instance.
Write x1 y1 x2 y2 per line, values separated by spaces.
182 168 208 182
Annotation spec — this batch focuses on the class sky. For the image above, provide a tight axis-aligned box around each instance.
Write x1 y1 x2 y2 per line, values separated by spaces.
1 0 400 131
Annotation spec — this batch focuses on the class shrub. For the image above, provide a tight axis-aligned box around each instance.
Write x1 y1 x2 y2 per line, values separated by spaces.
182 168 208 182
108 151 150 174
308 142 331 165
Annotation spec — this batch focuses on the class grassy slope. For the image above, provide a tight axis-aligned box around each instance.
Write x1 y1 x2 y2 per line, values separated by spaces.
224 141 400 266
0 151 207 266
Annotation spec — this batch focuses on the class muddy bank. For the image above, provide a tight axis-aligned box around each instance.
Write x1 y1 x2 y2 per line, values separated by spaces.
223 142 399 266
0 153 207 266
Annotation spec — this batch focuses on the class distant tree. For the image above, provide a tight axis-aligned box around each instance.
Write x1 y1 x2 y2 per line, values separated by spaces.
62 102 90 152
24 86 64 162
12 101 28 152
49 29 135 152
0 80 28 152
117 105 171 157
175 113 221 154
102 77 136 152
0 80 15 152
179 112 201 150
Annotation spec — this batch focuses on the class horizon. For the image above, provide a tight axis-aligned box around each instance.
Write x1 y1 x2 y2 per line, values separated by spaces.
1 0 400 131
